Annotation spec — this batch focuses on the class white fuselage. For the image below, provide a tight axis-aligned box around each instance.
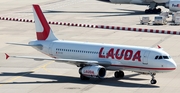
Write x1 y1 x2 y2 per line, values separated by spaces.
29 40 176 74
110 0 169 4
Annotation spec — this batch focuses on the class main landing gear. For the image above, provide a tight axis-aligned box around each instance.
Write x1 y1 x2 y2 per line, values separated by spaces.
150 73 157 84
114 70 124 78
114 71 157 84
145 8 161 14
145 3 161 14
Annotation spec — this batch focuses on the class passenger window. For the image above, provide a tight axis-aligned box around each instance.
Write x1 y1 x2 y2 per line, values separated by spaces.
155 56 158 59
159 56 162 59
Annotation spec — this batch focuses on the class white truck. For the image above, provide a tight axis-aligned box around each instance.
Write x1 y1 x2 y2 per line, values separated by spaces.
172 11 180 25
140 17 151 25
153 16 167 25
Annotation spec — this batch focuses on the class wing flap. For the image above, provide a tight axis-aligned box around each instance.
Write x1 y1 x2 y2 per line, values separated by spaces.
55 59 99 66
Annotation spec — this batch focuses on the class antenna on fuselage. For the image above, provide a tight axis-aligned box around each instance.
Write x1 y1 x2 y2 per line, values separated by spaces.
157 45 163 49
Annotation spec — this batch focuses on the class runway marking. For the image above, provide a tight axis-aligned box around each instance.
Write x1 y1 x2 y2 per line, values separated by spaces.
0 61 53 87
42 61 56 74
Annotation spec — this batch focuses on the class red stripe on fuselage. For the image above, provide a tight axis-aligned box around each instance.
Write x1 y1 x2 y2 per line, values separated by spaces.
111 65 176 70
33 4 50 40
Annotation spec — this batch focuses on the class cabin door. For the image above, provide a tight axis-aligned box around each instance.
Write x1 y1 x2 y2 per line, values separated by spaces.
48 43 54 56
143 51 150 65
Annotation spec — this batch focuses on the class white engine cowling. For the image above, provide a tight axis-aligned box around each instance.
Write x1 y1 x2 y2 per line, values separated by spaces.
79 65 106 78
165 0 180 12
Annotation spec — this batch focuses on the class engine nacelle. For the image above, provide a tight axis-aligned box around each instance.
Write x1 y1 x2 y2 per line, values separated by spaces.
79 65 106 78
165 0 180 12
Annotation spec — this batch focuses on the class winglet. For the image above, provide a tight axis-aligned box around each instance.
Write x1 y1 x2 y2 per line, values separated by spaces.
5 53 10 59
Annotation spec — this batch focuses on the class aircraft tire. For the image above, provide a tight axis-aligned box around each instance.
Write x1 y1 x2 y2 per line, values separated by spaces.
145 8 161 14
150 79 157 84
145 9 149 14
114 71 124 78
157 8 161 13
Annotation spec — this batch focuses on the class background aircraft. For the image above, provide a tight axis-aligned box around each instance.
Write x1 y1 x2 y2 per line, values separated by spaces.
98 0 180 14
5 4 176 85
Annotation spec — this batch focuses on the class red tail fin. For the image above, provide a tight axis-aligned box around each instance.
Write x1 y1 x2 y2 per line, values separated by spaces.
33 4 57 40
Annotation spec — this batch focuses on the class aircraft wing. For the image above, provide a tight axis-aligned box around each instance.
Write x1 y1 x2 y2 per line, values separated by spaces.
55 59 99 66
5 53 109 67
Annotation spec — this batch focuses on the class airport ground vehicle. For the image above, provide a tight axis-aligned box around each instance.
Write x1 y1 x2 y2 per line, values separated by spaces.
153 16 167 25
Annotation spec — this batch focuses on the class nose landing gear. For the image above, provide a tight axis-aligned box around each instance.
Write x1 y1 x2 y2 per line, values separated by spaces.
150 73 157 84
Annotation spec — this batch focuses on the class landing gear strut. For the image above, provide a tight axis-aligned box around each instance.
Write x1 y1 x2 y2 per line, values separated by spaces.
150 73 157 84
114 70 124 78
145 3 161 14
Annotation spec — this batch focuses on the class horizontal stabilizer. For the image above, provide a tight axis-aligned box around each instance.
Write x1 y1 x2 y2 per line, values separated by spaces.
6 42 42 46
5 53 54 60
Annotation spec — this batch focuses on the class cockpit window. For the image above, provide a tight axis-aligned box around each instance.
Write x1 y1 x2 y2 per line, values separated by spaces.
159 56 162 59
155 56 158 59
155 55 169 59
163 56 169 59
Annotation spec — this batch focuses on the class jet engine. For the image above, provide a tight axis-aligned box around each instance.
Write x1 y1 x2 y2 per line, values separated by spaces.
79 65 106 78
165 0 180 12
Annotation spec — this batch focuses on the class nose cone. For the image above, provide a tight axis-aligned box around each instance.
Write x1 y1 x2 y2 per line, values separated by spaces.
167 60 177 70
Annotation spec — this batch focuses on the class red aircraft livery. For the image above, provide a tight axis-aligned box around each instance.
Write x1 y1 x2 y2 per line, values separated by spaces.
84 70 95 75
99 47 141 62
5 4 176 85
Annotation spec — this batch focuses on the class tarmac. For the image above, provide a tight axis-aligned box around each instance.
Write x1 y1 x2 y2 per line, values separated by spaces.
0 0 180 93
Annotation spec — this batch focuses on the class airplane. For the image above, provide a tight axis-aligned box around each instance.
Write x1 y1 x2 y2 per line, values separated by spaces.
5 4 177 84
98 0 180 14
